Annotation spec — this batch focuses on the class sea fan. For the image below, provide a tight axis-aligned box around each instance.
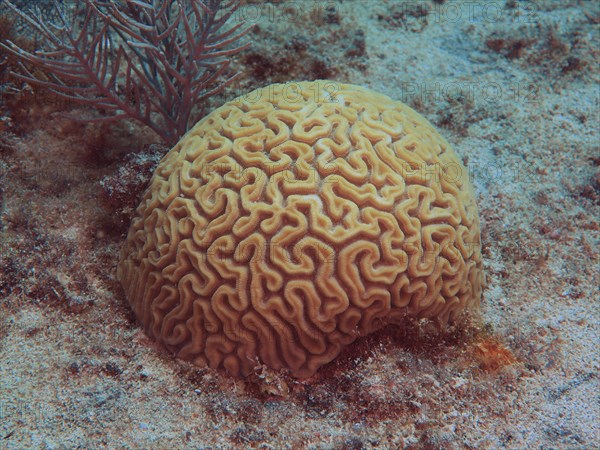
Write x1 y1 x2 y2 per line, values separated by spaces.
0 0 252 145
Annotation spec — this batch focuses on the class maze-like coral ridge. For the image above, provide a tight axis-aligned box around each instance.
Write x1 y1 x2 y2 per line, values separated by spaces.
118 81 484 378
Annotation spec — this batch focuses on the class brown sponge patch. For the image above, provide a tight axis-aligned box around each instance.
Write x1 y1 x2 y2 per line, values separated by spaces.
118 81 484 378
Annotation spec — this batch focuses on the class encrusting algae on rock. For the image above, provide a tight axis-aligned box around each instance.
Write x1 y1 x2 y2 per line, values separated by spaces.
118 80 484 378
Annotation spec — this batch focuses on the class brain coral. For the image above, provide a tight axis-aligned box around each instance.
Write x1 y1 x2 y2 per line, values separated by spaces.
118 80 484 378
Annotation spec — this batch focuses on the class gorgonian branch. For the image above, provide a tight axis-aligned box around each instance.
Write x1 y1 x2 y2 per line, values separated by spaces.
0 0 253 145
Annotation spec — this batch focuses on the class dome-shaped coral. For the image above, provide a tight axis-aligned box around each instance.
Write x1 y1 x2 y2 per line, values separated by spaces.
118 80 484 378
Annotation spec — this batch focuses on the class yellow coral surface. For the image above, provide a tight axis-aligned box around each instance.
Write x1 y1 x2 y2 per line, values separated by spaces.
118 80 483 378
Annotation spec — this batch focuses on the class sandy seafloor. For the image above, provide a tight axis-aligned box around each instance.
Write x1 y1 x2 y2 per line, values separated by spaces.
0 0 598 448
